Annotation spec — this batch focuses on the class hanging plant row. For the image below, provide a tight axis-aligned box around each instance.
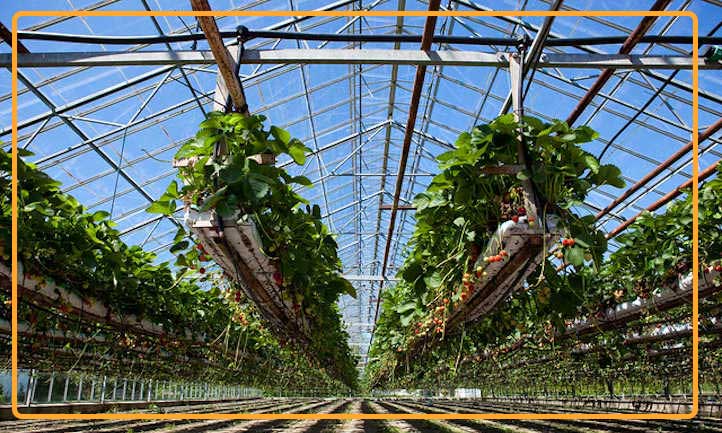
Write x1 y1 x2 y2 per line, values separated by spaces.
366 114 624 386
148 112 358 387
0 147 353 393
366 142 722 391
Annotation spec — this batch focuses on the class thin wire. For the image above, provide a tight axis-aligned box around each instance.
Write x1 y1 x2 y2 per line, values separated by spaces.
109 126 129 218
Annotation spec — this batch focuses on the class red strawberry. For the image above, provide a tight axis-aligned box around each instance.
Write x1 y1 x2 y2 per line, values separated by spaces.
518 207 526 216
273 271 283 286
199 267 206 274
443 298 450 305
511 215 519 223
715 265 722 272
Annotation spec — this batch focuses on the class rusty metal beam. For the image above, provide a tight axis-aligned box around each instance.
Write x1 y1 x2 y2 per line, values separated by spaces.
190 0 248 114
596 117 722 222
371 0 442 337
565 0 672 126
606 159 719 239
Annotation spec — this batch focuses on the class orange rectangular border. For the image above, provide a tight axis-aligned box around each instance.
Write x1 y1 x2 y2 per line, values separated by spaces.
11 8 700 421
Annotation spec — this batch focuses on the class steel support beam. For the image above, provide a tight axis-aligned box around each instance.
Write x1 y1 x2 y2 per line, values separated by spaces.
498 0 562 115
4 50 718 70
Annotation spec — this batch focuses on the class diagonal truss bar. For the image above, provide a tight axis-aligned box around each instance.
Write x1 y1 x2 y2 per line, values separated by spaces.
607 159 721 239
190 0 248 114
498 0 562 115
595 117 722 222
564 0 672 126
14 70 182 231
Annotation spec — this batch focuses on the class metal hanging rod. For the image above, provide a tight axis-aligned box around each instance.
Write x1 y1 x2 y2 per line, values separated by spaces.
15 29 722 47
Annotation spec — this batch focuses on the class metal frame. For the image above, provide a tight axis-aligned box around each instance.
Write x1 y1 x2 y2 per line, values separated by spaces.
2 0 718 367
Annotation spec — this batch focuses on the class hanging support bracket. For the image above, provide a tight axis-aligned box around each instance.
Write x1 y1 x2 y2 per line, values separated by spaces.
508 34 540 223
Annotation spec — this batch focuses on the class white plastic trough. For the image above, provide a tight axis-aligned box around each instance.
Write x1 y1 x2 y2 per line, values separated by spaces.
0 261 200 342
565 268 721 336
184 207 311 339
449 215 561 327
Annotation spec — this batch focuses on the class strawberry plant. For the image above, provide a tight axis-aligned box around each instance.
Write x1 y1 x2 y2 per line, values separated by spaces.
0 147 355 393
367 115 625 386
148 112 358 387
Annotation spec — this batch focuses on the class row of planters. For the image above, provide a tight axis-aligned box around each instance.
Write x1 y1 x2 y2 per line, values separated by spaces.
148 112 358 387
366 114 721 390
0 146 355 393
365 114 625 387
455 167 722 395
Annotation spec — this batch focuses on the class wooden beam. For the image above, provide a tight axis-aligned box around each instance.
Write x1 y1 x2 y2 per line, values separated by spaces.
190 0 248 114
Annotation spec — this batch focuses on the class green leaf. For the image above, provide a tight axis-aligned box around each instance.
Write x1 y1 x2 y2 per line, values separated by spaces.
399 312 415 327
423 272 443 289
247 177 270 199
290 175 312 186
565 246 585 267
165 180 180 199
270 126 291 145
146 200 176 215
199 185 228 211
516 170 530 181
91 210 111 222
170 240 189 254
583 154 600 174
288 140 308 165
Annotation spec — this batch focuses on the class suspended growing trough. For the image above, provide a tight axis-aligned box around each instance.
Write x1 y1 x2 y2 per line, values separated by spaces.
565 268 722 337
183 207 313 347
447 215 562 329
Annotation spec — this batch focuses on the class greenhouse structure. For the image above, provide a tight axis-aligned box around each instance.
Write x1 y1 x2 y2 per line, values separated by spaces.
0 0 722 431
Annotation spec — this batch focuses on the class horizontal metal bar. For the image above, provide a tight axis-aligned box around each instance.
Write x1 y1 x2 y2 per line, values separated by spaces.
341 275 400 282
16 29 722 47
3 49 718 70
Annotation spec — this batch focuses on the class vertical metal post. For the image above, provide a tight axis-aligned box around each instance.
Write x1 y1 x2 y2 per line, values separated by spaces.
147 380 152 402
47 373 55 402
100 376 107 404
24 370 35 406
508 46 538 221
131 380 136 400
77 377 83 401
63 376 69 402
122 379 127 401
90 379 95 401
112 378 117 401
